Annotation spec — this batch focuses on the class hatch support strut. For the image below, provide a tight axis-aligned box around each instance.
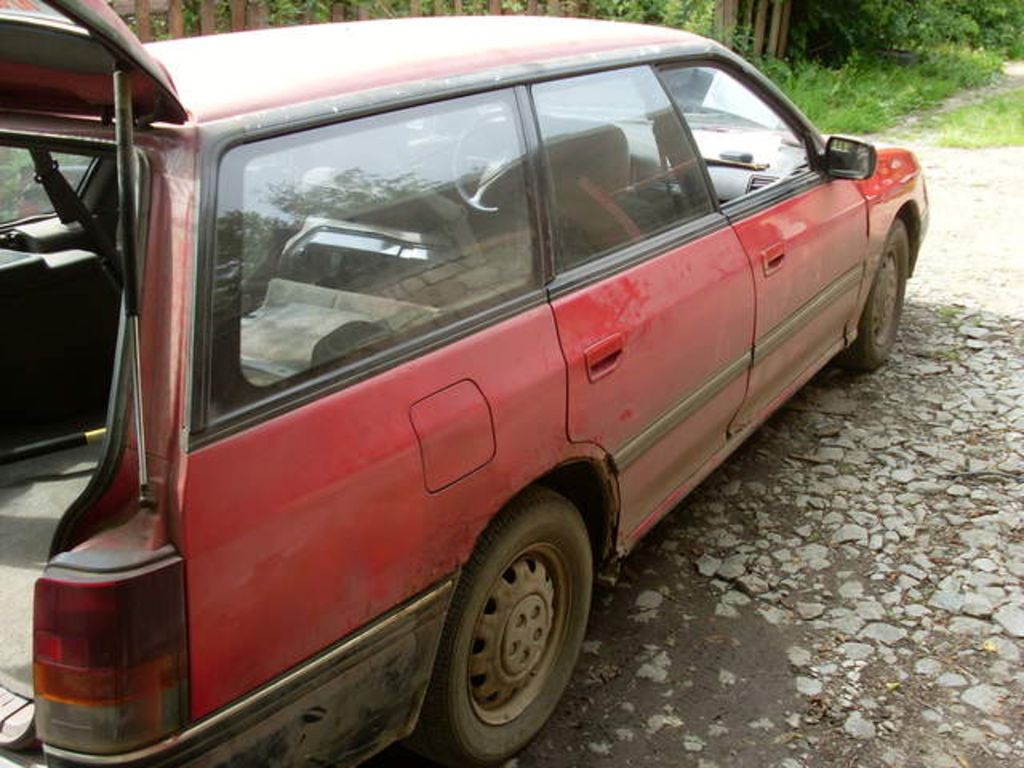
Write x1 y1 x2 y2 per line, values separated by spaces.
113 68 152 506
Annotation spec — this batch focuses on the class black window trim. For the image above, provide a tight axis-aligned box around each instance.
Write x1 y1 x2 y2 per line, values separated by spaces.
720 170 824 221
651 65 723 220
194 43 823 153
514 85 556 285
191 290 549 449
189 85 549 449
545 209 729 300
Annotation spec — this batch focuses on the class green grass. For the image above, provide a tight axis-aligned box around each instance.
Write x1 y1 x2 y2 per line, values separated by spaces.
759 48 1004 135
913 89 1024 147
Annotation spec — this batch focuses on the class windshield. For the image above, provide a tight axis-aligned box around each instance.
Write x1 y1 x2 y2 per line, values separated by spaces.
668 67 789 132
0 146 93 224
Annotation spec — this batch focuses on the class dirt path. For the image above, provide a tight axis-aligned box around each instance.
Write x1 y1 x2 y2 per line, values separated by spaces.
368 85 1024 768
903 143 1024 319
881 60 1024 138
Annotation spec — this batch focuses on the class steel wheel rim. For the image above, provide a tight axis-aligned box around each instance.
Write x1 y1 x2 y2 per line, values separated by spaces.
872 245 900 347
467 543 570 725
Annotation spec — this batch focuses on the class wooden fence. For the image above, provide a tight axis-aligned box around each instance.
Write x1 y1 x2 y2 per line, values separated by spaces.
715 0 792 58
111 0 581 40
111 0 791 57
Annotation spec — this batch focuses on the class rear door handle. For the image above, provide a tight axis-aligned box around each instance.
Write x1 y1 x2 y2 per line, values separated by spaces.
762 242 786 276
584 333 624 382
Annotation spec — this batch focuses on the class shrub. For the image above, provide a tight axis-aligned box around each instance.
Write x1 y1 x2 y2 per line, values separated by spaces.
788 0 1024 62
590 0 713 32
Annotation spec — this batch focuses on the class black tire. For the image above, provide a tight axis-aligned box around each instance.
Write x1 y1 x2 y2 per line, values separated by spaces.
408 487 593 767
837 218 910 372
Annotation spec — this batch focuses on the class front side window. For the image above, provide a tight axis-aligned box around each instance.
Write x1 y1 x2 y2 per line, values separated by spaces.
660 66 810 203
533 67 713 271
0 147 92 224
208 90 538 415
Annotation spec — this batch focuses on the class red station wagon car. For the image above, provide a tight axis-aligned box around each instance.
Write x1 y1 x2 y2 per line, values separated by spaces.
0 3 927 767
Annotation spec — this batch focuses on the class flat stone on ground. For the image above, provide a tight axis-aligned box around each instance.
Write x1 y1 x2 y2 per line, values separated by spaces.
861 622 907 645
832 524 869 545
840 642 875 661
635 590 664 611
795 676 823 696
696 555 722 578
936 672 967 688
787 646 812 668
843 712 877 740
796 602 825 620
992 605 1024 637
961 684 1004 715
929 591 964 613
717 555 748 581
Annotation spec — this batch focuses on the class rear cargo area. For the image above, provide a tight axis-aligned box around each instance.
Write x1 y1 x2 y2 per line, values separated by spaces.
0 443 103 696
0 145 121 747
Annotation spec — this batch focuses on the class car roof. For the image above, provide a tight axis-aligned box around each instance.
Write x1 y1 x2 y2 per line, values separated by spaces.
146 16 708 124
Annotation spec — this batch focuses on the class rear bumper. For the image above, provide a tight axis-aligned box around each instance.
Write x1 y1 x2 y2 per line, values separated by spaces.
40 579 453 768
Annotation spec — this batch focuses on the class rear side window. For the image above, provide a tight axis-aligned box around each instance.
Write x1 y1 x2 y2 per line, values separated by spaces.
207 90 538 416
533 66 713 271
0 147 92 224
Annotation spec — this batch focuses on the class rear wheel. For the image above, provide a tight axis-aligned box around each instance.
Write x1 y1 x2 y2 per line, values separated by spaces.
838 218 909 371
409 487 592 767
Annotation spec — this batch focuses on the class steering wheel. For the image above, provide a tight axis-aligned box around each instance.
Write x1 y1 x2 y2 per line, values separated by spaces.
452 113 515 214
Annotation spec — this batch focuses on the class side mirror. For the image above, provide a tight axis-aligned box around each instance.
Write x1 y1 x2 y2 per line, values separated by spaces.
824 136 877 180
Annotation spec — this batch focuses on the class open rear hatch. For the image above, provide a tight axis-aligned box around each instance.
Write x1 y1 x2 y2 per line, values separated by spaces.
0 0 186 124
0 0 186 753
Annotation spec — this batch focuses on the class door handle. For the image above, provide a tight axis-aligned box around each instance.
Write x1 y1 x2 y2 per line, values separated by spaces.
584 333 624 382
762 242 786 276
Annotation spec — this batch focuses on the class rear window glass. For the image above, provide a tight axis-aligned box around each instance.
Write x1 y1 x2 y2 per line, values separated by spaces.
208 90 538 414
533 66 713 271
0 147 92 224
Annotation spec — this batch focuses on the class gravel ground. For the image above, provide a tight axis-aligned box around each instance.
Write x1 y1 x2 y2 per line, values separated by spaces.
370 117 1024 767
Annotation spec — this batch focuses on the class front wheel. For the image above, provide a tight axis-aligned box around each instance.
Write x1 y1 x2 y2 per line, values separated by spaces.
408 487 593 767
837 218 910 372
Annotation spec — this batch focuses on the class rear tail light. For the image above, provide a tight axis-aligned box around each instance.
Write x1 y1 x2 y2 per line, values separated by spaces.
33 550 187 754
